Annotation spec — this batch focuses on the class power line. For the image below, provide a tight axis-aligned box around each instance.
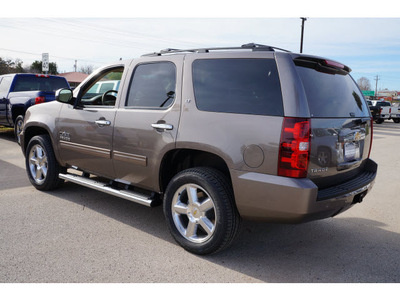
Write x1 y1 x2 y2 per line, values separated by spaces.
39 18 202 48
0 47 106 64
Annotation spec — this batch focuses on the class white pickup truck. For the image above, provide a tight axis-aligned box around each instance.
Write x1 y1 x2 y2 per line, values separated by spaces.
390 104 400 123
369 100 392 124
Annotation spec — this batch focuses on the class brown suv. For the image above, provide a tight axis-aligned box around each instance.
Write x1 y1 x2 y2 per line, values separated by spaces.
21 44 377 254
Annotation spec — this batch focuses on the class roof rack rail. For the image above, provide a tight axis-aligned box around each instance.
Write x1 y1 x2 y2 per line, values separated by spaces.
142 43 291 57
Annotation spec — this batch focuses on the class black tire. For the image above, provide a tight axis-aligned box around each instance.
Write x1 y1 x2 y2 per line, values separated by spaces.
393 119 400 123
25 135 64 191
375 118 384 124
14 115 24 145
163 167 240 255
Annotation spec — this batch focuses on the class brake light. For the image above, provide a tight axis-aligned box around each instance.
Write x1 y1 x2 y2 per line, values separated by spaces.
36 74 49 78
35 96 45 104
278 117 310 178
324 60 345 69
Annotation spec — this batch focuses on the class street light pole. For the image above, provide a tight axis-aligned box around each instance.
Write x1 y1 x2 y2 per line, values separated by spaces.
300 17 307 53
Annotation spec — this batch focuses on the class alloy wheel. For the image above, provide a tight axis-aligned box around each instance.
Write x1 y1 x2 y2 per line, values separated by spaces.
171 183 217 243
28 144 48 185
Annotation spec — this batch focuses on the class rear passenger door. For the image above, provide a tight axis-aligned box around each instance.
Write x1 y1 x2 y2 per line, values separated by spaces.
112 56 183 192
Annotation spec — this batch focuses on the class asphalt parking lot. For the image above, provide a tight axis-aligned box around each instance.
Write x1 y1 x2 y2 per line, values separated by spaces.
0 122 399 283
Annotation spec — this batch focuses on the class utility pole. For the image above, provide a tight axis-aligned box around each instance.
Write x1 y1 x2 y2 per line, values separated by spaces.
300 17 307 53
74 60 77 72
374 75 380 99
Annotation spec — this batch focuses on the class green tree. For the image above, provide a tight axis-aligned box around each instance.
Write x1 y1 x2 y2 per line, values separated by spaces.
0 57 26 74
30 60 59 75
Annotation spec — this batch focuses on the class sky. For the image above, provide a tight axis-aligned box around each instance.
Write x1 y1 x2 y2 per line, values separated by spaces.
1 1 400 91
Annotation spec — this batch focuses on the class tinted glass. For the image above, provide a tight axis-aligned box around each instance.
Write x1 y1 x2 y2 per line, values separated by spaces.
192 59 283 116
126 62 176 108
12 76 69 92
376 101 390 107
296 66 370 118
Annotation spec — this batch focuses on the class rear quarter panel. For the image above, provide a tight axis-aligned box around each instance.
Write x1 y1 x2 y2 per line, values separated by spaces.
179 52 284 175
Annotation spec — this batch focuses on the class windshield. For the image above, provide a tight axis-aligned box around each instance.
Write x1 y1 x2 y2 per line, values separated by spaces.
296 66 370 118
12 75 69 92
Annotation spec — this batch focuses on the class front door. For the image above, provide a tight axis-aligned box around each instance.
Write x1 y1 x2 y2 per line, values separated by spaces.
57 66 125 178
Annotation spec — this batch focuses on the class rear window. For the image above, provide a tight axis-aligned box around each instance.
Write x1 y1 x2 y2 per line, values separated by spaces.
296 66 370 118
375 101 390 107
12 76 69 92
192 59 283 116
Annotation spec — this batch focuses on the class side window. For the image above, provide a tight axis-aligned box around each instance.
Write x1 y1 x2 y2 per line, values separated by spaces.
192 59 283 116
126 62 176 109
0 76 13 98
80 68 123 107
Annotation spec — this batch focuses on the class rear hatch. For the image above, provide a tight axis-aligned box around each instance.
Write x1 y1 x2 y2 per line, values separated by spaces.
293 56 374 191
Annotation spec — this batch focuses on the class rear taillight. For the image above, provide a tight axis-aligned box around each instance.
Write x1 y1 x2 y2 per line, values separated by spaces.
35 96 45 104
368 117 373 158
278 117 311 178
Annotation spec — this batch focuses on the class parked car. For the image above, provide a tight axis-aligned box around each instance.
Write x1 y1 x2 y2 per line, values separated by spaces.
369 100 392 124
0 73 70 144
390 104 400 123
20 44 377 255
367 100 379 121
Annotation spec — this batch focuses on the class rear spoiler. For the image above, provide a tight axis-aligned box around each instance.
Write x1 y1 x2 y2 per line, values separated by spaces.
293 56 351 75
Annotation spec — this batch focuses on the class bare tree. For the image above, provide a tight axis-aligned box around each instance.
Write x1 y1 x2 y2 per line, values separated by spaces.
357 77 371 91
79 65 94 74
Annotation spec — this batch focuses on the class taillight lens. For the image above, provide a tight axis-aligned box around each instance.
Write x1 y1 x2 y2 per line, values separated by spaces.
35 96 45 104
323 59 345 70
278 117 311 178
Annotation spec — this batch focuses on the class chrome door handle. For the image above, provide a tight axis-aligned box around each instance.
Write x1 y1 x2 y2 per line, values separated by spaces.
95 120 111 127
151 123 173 131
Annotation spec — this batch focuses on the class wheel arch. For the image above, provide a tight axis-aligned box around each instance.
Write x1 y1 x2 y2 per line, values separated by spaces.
159 149 232 193
11 104 26 124
22 125 57 159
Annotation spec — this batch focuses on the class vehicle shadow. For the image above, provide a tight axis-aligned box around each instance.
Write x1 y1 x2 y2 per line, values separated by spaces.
48 182 400 283
0 160 31 190
0 127 15 142
210 218 400 282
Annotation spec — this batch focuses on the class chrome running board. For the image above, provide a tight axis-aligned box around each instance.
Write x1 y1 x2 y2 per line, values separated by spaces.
59 173 155 207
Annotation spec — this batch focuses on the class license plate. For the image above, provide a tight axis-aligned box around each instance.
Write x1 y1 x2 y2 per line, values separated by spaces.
344 142 360 160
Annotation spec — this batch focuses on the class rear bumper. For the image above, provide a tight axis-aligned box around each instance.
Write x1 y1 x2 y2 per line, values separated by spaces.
231 159 377 223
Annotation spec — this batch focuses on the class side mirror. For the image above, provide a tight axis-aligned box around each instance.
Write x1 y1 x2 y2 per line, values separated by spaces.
56 88 73 104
